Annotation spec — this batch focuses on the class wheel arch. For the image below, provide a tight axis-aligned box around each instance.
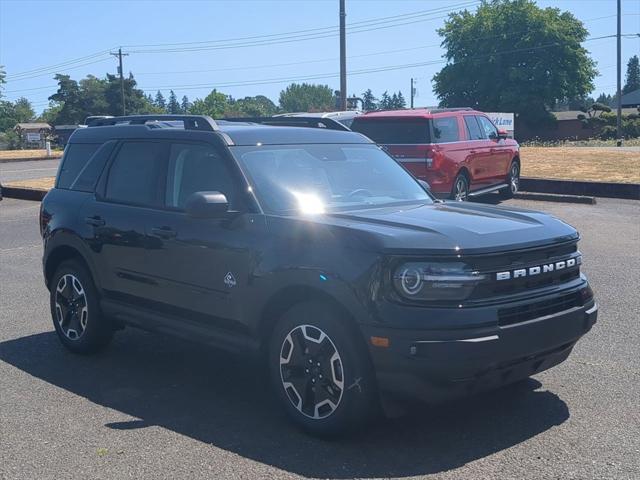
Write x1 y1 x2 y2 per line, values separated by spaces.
45 245 92 290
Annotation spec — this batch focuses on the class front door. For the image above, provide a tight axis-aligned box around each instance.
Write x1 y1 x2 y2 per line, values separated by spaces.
476 115 511 183
143 141 266 330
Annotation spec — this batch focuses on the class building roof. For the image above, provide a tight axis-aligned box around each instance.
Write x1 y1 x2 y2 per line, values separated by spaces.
620 89 640 107
14 122 52 131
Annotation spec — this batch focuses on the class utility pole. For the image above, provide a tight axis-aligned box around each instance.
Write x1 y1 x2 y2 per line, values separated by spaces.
110 48 129 115
616 0 622 146
339 0 347 111
410 78 414 109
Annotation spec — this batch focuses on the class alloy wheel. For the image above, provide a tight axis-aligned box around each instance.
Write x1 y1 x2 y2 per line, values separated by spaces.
279 324 344 419
510 163 520 194
55 274 88 340
454 177 468 201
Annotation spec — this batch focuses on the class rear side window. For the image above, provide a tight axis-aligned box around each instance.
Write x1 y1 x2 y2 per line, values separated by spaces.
464 116 484 140
105 142 167 207
431 116 460 143
69 141 116 192
57 143 100 189
351 119 430 144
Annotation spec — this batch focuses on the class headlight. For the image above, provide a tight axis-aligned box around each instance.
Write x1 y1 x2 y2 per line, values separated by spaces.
393 262 486 302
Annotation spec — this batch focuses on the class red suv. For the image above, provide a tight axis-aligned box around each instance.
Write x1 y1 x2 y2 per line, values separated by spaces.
351 108 520 200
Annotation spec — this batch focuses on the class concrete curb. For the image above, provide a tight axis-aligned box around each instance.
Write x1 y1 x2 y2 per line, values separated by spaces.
521 177 639 200
2 186 47 201
0 155 62 163
515 192 597 205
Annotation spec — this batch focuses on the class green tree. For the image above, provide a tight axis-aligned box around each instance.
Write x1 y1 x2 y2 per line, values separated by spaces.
189 89 230 117
379 91 391 109
0 101 17 131
278 83 334 112
48 74 84 124
167 90 180 114
623 55 640 94
362 89 377 111
13 97 35 122
154 91 167 111
38 101 64 124
181 95 191 114
395 91 406 108
227 95 278 117
595 93 613 107
433 0 597 126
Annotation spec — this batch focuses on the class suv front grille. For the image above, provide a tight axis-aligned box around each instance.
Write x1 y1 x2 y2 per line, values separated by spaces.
468 241 581 301
498 292 583 326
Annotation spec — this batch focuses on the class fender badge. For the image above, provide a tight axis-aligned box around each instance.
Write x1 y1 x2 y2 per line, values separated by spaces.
224 272 237 288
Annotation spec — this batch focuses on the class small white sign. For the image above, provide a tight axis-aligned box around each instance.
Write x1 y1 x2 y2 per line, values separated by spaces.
26 132 41 143
486 112 515 137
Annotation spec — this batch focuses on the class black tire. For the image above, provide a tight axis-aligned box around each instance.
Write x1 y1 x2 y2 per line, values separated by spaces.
50 259 113 354
500 160 520 199
268 302 377 437
451 172 470 201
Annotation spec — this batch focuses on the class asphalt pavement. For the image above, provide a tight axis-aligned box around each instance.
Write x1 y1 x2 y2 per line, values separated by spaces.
0 159 60 183
0 196 638 480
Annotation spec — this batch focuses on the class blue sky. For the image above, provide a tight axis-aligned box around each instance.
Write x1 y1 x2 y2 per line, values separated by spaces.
1 0 639 113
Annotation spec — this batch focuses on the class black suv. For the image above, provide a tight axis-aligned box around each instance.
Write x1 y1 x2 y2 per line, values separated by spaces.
41 115 597 436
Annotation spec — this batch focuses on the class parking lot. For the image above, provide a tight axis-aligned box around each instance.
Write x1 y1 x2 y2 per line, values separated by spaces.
1 196 638 480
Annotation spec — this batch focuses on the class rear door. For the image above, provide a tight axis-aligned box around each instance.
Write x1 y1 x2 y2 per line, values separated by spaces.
83 141 168 304
476 115 511 183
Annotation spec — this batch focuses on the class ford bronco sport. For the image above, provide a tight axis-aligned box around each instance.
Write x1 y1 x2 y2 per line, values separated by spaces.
41 115 597 436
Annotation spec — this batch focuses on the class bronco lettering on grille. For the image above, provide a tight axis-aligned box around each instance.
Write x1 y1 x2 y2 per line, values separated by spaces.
496 256 581 281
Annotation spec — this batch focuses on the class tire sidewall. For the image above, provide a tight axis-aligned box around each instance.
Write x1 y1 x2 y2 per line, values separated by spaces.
451 173 469 201
501 160 520 198
268 302 376 436
50 260 111 353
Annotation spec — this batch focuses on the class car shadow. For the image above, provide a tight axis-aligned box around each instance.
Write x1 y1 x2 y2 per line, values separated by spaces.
0 330 570 478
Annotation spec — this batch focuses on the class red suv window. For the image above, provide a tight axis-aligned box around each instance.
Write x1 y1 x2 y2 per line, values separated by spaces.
351 119 430 144
432 116 460 143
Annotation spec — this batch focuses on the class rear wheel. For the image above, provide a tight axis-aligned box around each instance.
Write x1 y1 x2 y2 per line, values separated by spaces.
268 302 377 436
451 173 470 201
50 259 113 354
500 161 520 198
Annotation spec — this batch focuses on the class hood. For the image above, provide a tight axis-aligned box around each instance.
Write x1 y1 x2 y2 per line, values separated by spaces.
318 201 578 255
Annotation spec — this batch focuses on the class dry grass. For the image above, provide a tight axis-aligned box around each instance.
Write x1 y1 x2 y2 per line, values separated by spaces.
520 147 640 183
0 149 62 160
5 177 56 190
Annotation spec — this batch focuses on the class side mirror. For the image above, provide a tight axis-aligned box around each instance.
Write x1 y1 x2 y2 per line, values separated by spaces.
497 129 508 140
418 179 431 191
185 191 229 218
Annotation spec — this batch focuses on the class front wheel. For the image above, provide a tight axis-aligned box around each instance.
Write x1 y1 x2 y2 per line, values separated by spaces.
269 302 377 436
500 161 520 198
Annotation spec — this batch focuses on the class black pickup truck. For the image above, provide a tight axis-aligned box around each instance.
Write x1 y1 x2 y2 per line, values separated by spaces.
40 115 597 436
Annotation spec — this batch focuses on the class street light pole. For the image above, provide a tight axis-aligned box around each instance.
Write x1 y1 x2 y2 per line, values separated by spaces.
339 0 347 111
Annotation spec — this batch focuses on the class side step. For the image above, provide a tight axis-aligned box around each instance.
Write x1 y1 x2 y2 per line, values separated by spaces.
468 183 509 197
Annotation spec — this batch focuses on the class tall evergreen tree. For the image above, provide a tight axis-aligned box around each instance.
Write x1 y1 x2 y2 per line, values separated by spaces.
181 95 191 113
167 90 180 114
396 91 407 108
379 91 391 109
362 89 377 111
154 91 166 111
623 55 640 94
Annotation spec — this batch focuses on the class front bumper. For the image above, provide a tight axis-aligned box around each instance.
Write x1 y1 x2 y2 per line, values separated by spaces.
361 291 597 403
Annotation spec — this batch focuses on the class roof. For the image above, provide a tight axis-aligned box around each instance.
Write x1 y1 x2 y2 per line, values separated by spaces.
356 108 479 119
70 122 372 146
620 89 640 107
14 122 51 130
276 111 362 120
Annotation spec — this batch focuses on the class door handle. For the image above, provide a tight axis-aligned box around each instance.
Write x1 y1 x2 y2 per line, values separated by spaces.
85 216 105 227
151 227 177 239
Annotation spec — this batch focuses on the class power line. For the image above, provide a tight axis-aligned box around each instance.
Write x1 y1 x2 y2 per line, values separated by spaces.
5 50 113 80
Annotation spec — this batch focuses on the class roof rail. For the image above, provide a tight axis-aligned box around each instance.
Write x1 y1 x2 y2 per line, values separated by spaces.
429 107 474 113
87 115 218 131
221 116 350 132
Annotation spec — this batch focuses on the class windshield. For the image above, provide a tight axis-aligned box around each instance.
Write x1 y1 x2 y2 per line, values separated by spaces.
232 144 432 214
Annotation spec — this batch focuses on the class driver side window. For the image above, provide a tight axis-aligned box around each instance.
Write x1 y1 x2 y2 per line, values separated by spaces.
476 116 498 140
165 143 238 210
